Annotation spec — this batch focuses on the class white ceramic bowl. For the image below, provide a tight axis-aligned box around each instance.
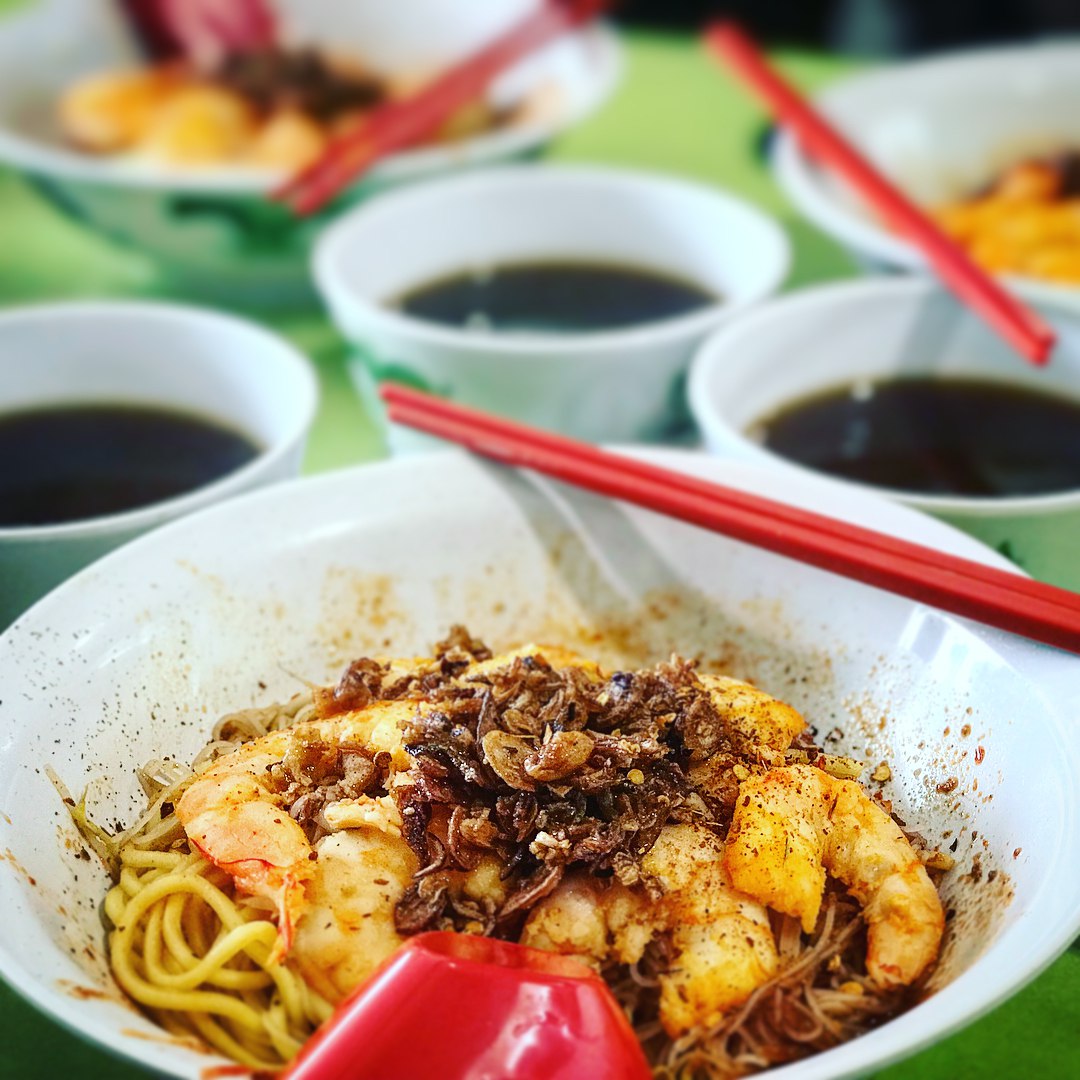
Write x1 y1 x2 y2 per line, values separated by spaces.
0 301 317 628
314 165 790 446
0 0 621 303
773 41 1080 315
0 449 1078 1079
688 277 1080 589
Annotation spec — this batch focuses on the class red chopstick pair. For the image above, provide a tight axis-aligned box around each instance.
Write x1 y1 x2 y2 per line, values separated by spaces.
276 0 609 215
382 384 1080 656
706 22 1056 366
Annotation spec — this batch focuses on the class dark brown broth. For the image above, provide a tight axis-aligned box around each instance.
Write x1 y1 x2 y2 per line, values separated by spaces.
0 403 259 527
392 261 718 333
750 376 1080 497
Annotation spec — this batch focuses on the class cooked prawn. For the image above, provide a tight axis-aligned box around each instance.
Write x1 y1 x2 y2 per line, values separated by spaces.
724 763 944 988
59 67 180 152
176 699 417 963
522 823 778 1036
467 643 603 681
177 643 595 966
699 673 808 757
289 809 418 1003
519 874 651 969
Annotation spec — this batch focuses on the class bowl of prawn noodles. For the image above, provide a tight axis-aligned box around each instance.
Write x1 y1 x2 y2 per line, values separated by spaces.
0 448 1078 1079
0 0 620 304
772 40 1080 315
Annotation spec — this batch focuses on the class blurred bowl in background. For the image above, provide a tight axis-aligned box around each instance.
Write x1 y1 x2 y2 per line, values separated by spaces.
773 41 1080 315
0 0 620 305
0 301 317 628
313 164 790 448
688 276 1080 589
276 0 539 78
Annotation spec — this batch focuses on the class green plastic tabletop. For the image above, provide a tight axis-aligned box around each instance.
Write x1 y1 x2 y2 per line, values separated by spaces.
0 21 1076 1080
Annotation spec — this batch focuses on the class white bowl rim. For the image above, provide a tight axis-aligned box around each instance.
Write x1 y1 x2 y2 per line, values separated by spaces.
772 40 1080 305
0 22 621 194
0 447 1078 1080
0 299 319 541
312 163 791 356
688 275 1080 513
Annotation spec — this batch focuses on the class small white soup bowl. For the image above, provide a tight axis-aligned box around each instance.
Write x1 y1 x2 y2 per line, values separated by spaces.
688 277 1080 589
313 164 790 446
0 302 317 627
773 41 1080 315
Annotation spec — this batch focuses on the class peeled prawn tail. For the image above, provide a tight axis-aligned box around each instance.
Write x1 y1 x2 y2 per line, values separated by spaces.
183 800 315 965
724 764 944 990
223 856 312 966
825 780 944 988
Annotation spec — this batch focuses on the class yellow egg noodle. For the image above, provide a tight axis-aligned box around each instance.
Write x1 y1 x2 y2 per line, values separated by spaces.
105 848 332 1069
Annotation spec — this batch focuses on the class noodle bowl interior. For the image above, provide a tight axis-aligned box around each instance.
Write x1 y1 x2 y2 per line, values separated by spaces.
69 627 957 1076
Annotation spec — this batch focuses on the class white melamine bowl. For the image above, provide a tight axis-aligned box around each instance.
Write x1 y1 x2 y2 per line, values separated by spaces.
314 165 789 446
0 449 1077 1078
774 41 1080 315
0 301 317 627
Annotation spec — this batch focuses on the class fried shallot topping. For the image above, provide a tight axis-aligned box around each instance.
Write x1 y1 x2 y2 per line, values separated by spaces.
314 624 494 717
389 637 733 935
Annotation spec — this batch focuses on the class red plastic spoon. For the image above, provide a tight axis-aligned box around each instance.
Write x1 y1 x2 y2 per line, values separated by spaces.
281 931 653 1080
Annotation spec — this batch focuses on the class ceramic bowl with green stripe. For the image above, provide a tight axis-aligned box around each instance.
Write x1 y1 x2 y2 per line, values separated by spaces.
314 165 790 446
0 0 620 305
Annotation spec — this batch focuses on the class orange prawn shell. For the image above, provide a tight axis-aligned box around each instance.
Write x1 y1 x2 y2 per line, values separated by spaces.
178 769 314 964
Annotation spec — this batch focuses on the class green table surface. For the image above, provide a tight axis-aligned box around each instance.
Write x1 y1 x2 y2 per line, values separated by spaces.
0 25 1076 1080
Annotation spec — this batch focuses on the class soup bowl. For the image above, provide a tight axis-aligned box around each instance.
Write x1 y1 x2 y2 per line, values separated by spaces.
773 41 1080 315
0 449 1077 1078
0 0 620 304
688 277 1080 589
313 164 790 447
0 301 317 629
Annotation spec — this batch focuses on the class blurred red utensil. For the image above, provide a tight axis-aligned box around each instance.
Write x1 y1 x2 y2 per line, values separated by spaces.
120 0 276 62
276 0 610 215
706 21 1056 367
282 931 652 1080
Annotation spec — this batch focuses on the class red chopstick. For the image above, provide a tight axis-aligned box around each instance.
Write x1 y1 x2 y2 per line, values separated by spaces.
381 385 1001 579
706 22 1056 367
381 383 1055 602
381 384 1080 655
275 0 609 215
